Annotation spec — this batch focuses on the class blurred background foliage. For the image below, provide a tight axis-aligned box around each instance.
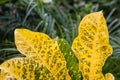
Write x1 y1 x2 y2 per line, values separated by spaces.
0 0 120 79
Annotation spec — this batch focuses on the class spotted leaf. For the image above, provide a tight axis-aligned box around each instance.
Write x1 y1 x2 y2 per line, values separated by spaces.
14 29 71 80
0 57 54 80
57 39 81 80
72 11 114 80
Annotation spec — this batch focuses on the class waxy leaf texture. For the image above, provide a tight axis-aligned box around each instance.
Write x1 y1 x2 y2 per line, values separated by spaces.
0 29 71 80
72 11 114 80
0 57 54 80
15 29 71 80
57 39 81 80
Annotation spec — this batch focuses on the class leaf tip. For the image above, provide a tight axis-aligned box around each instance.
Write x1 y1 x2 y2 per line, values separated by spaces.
14 29 23 35
105 73 115 80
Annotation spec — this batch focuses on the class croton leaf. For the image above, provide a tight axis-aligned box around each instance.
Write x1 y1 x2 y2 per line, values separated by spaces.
0 57 54 80
0 67 15 80
72 11 114 80
0 29 71 80
57 39 81 80
15 29 71 80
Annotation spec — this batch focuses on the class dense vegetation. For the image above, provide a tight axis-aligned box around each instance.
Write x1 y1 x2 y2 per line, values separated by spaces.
0 0 120 79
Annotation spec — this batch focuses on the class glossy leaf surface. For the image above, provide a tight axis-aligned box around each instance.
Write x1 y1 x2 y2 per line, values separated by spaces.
15 29 71 80
0 57 54 80
72 11 114 80
0 29 71 80
57 39 81 80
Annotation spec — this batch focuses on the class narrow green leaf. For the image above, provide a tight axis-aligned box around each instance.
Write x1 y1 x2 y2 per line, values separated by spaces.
57 39 81 80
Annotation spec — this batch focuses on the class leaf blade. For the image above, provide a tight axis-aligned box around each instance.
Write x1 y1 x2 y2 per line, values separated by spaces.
72 11 114 80
57 39 81 80
0 57 54 80
15 29 71 80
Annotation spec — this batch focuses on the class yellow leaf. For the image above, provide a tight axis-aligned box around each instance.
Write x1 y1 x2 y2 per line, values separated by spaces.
105 73 115 80
0 57 54 80
0 67 16 80
14 29 71 80
72 11 114 80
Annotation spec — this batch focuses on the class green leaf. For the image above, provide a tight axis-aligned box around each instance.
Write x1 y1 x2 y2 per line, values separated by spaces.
57 39 81 80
